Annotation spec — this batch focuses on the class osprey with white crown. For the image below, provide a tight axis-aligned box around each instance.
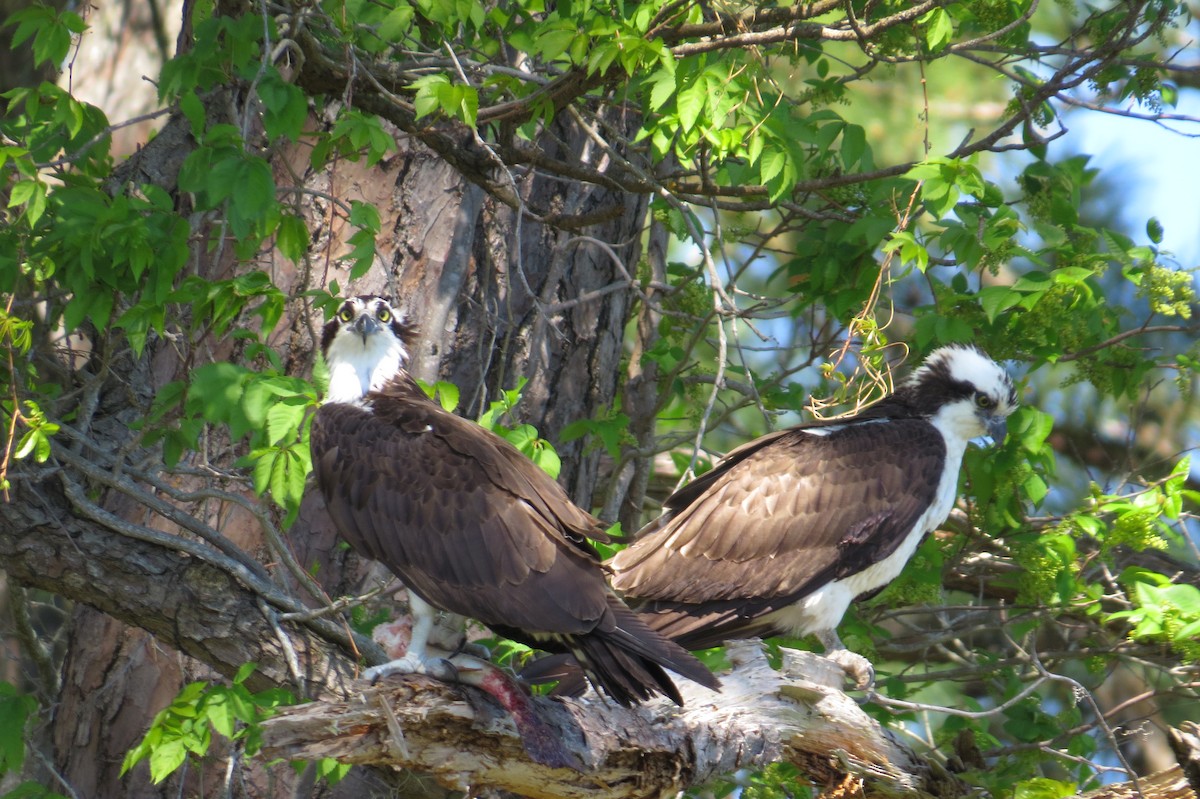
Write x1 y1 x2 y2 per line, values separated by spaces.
609 344 1017 687
309 295 719 707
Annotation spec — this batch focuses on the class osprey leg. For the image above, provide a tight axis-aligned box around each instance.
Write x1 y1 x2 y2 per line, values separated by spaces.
364 593 459 682
817 629 875 691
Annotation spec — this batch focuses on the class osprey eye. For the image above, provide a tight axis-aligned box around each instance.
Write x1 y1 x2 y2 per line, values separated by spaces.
377 307 391 323
338 307 355 323
975 393 995 410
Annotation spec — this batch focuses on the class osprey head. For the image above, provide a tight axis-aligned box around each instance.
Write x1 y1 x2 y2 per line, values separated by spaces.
905 344 1017 443
320 295 416 404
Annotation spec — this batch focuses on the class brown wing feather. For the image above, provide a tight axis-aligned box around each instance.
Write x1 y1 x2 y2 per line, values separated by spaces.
312 397 608 634
310 380 719 704
610 419 945 613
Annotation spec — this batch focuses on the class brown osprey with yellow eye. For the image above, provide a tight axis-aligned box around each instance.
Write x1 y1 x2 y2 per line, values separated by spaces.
309 295 719 706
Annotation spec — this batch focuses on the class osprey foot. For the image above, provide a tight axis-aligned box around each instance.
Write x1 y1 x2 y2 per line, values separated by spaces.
825 649 875 691
365 653 458 683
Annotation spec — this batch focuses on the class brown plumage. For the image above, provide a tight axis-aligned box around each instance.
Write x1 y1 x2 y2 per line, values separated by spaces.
611 419 946 649
310 295 719 706
609 344 1016 675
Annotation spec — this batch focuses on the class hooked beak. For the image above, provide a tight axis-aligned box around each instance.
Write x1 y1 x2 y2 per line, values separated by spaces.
353 314 379 343
987 415 1009 445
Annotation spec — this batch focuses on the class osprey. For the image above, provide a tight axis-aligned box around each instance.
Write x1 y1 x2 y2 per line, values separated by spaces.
608 344 1017 687
309 295 719 707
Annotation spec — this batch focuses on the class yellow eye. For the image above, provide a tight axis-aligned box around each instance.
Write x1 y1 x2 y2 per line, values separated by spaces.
378 307 391 323
338 306 354 323
975 393 995 410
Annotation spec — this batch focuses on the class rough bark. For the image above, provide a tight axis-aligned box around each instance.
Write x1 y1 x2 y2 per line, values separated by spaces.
0 489 363 699
1081 766 1198 799
260 644 954 799
258 647 1200 799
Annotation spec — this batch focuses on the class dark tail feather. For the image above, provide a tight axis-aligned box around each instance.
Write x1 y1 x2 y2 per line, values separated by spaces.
604 600 721 690
519 653 589 698
549 599 720 706
570 635 680 706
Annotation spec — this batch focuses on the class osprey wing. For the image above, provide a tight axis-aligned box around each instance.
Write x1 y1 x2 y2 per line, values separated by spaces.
311 385 719 704
311 396 607 634
609 418 946 642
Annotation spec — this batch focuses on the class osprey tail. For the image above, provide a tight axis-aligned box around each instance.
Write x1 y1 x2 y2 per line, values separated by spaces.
536 597 720 706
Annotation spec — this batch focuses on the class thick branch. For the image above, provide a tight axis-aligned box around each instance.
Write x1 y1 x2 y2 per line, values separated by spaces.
1082 764 1196 799
0 476 363 699
261 643 962 799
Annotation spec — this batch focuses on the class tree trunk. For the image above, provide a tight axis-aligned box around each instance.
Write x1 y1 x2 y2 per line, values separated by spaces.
2 0 650 786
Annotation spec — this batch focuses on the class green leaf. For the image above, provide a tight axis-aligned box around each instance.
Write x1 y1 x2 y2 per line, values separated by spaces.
501 423 537 450
1161 584 1200 616
1012 271 1051 293
1022 472 1048 505
203 691 237 739
1146 216 1164 244
536 25 576 60
455 84 479 127
6 6 54 49
258 71 308 141
676 78 706 132
278 445 310 510
379 5 414 41
411 74 453 120
276 214 309 262
349 200 381 232
1050 266 1094 285
179 90 206 136
250 447 277 496
229 158 276 230
432 380 460 413
0 684 36 774
264 399 303 444
250 441 311 511
234 662 258 684
587 40 621 76
841 123 867 168
9 179 47 225
647 68 676 112
1175 619 1200 642
12 430 37 461
30 12 74 67
317 757 352 784
148 739 188 784
1014 777 1077 799
759 147 786 186
905 156 951 182
979 285 1022 323
529 441 561 479
187 363 252 433
883 230 930 272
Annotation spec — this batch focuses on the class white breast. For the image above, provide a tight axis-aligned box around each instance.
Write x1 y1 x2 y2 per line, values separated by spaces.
766 416 968 637
324 333 407 404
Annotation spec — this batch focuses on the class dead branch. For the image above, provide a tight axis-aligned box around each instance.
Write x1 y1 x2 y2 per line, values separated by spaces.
260 643 962 799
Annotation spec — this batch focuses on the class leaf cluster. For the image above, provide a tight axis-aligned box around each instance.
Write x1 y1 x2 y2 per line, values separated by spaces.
119 664 305 785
